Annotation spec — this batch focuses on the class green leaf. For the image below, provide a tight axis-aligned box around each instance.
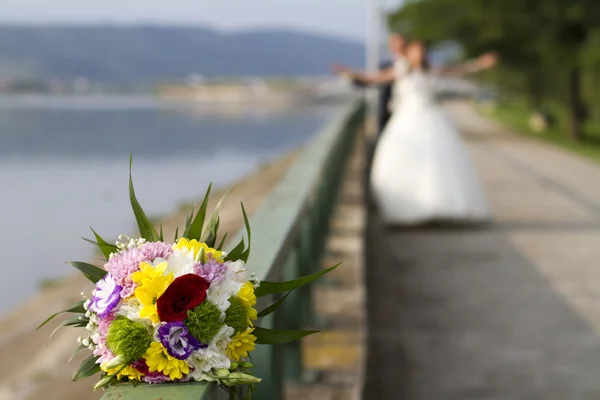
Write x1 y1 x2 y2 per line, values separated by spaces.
253 327 318 345
38 300 85 330
129 155 159 242
67 261 107 283
82 237 97 246
224 238 245 262
159 225 164 242
73 355 101 382
93 374 115 391
203 216 220 248
239 203 251 262
82 238 117 261
91 228 118 259
47 314 88 345
68 343 87 364
224 203 251 262
216 232 228 251
257 291 292 318
184 211 193 236
200 187 231 244
255 263 341 298
184 183 212 240
174 227 179 242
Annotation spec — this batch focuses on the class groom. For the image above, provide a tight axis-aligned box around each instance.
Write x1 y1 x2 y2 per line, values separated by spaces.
352 32 408 135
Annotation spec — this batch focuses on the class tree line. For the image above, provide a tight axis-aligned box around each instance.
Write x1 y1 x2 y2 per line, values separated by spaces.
389 0 600 141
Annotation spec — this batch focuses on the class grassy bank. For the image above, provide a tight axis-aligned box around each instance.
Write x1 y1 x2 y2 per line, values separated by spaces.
479 101 600 164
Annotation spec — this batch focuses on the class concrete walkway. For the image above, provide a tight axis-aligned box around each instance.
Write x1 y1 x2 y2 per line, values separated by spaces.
364 102 600 399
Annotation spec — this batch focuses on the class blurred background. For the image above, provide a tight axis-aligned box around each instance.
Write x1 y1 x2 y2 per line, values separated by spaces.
3 0 600 399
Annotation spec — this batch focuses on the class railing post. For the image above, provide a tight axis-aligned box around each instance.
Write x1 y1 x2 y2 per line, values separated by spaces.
280 251 303 382
251 312 282 400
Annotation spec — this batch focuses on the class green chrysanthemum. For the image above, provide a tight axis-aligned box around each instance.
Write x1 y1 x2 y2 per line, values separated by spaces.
186 300 223 344
106 316 152 361
224 296 248 334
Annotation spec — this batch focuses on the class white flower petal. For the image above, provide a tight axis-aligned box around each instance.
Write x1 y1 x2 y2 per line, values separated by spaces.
165 249 196 277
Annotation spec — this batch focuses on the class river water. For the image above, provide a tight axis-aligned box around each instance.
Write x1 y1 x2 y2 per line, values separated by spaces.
0 95 342 314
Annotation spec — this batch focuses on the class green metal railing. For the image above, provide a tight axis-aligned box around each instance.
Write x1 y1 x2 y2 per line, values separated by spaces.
101 98 365 400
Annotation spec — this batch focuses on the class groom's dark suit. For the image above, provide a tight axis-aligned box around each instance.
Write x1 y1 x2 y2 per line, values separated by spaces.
353 61 396 210
352 60 394 135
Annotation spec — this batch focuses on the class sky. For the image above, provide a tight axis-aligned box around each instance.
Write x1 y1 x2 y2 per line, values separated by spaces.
0 0 402 41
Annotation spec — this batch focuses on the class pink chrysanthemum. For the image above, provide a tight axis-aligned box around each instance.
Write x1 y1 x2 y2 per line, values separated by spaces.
120 277 137 299
93 335 115 366
194 257 227 285
104 242 172 298
97 312 115 336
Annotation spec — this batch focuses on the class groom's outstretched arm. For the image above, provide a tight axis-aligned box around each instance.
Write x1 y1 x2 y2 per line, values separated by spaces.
351 61 395 88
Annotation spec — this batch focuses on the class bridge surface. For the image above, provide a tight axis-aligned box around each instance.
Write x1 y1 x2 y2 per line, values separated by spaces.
364 102 600 399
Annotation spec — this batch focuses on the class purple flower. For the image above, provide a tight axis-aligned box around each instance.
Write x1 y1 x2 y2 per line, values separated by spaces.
89 274 122 317
104 242 172 298
143 372 171 384
156 322 203 360
194 258 227 285
132 359 171 383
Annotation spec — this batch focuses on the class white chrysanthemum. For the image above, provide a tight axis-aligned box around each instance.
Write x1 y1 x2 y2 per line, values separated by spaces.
213 325 235 349
188 347 231 377
188 325 234 379
115 299 151 328
207 278 243 313
165 248 196 277
225 260 248 284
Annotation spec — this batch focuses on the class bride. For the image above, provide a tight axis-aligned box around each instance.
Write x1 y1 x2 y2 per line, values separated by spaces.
334 40 497 225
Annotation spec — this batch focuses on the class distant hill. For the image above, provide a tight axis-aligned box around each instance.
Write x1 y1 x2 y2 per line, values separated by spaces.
0 25 365 83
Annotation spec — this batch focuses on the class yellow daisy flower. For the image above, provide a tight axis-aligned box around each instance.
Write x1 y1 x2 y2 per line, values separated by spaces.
173 238 224 263
144 342 190 380
226 328 256 361
100 363 144 381
237 282 258 326
131 262 174 324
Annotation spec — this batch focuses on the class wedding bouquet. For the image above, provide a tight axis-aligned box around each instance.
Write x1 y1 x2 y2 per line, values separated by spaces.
41 159 336 397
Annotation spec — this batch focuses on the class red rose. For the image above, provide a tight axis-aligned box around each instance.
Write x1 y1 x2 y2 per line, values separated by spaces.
157 274 209 322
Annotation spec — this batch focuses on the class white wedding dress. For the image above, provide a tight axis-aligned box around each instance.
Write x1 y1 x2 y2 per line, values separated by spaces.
371 67 489 225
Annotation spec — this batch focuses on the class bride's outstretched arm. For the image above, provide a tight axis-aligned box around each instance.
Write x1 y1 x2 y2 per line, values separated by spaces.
433 52 498 77
331 63 396 85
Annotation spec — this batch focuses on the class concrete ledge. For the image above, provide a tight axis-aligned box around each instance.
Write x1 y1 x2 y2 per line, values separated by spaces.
286 132 366 399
